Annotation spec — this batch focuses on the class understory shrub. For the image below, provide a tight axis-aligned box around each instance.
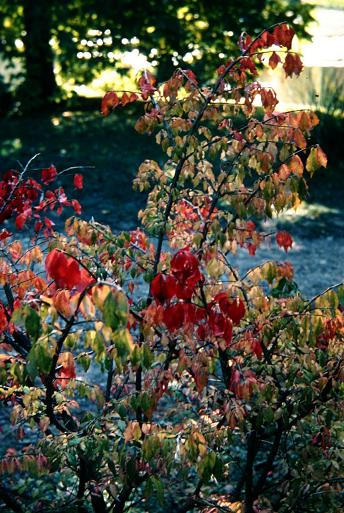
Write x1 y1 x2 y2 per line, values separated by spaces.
0 23 343 513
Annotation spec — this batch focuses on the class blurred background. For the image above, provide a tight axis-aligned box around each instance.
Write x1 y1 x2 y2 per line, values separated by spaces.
0 0 343 293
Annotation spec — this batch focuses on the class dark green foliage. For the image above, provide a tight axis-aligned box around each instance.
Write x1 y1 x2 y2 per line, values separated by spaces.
0 0 313 110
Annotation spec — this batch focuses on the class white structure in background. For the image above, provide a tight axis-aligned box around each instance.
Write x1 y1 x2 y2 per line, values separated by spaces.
262 6 344 111
300 7 344 68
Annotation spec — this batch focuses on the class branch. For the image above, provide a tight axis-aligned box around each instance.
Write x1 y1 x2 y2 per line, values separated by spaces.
244 429 258 513
151 43 263 279
105 358 114 403
90 487 107 513
0 485 25 513
45 285 93 432
304 281 344 312
253 419 284 499
112 485 133 513
112 475 147 513
76 450 88 513
0 153 40 216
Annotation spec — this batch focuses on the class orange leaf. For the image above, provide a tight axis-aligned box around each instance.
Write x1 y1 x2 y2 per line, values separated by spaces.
315 146 328 168
306 145 327 175
289 155 304 176
273 24 295 50
121 92 130 106
293 128 307 149
0 354 13 367
269 51 281 70
124 421 141 443
101 91 119 116
283 53 303 78
53 290 74 318
56 351 76 389
278 163 290 180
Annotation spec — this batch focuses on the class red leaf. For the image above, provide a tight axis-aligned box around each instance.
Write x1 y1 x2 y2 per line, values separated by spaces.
246 220 256 232
72 199 82 215
175 282 196 301
15 213 27 230
138 71 156 99
183 303 204 325
255 31 275 50
34 221 43 233
251 337 263 359
0 303 8 332
41 165 58 185
121 92 130 106
45 249 93 290
260 88 278 114
215 294 246 325
101 91 119 116
240 57 258 75
170 248 202 292
163 303 184 332
129 92 139 103
229 368 258 399
73 174 83 189
209 310 233 346
150 273 176 304
247 243 257 256
55 352 76 390
0 229 11 240
276 231 293 252
273 24 295 50
44 217 55 230
283 53 303 78
269 51 281 70
229 368 241 388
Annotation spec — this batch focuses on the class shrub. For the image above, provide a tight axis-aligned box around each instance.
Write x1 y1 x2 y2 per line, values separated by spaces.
0 23 343 513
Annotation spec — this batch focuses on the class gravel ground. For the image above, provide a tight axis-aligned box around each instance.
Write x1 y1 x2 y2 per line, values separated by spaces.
231 234 344 298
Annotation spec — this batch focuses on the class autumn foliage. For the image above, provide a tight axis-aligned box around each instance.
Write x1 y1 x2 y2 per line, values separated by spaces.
0 23 343 513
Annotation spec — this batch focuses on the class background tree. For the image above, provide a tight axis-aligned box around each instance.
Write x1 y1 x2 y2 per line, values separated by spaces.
0 0 313 111
21 0 57 108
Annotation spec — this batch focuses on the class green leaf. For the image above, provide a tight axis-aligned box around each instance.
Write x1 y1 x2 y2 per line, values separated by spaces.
306 145 328 177
27 339 53 379
131 345 141 366
142 344 153 369
198 451 217 482
152 476 164 505
103 292 119 330
103 290 128 331
78 353 91 372
271 278 299 298
24 307 41 342
114 329 133 361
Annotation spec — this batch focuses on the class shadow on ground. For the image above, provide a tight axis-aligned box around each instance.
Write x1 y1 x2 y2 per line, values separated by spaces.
0 108 343 296
0 107 161 230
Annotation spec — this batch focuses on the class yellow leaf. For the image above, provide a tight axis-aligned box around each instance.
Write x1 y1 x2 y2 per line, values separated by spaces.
124 421 142 443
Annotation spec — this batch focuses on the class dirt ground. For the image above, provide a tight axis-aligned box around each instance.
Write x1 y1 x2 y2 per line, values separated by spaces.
0 109 343 298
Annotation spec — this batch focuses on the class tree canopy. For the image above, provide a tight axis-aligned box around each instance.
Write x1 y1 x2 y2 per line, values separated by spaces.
0 0 313 110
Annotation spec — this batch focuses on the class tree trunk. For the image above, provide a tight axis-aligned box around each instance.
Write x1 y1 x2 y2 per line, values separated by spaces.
22 0 57 111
